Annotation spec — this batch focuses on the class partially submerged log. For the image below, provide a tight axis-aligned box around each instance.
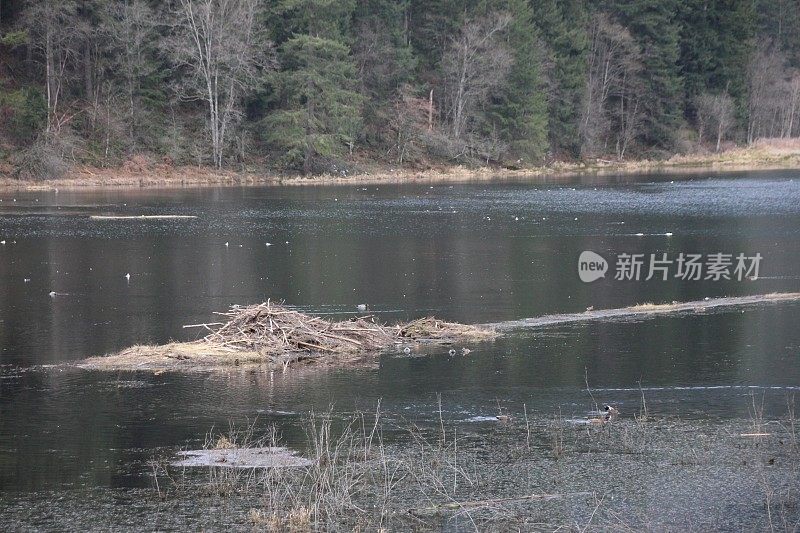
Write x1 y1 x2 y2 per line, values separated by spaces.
79 301 497 372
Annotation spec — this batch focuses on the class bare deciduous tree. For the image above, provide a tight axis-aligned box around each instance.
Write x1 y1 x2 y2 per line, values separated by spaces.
747 41 793 143
388 85 431 165
167 0 274 168
784 74 800 138
582 13 643 159
102 0 157 150
441 13 512 141
696 92 734 152
22 0 83 138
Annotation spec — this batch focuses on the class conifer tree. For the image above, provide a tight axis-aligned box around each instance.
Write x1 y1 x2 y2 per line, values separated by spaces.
607 0 684 149
487 0 548 163
265 0 363 174
531 0 588 158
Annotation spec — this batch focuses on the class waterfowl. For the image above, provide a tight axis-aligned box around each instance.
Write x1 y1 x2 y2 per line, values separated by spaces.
604 404 619 420
588 405 619 425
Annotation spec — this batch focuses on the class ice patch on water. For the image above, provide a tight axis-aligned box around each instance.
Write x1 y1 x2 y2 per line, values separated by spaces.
173 447 312 468
464 416 500 422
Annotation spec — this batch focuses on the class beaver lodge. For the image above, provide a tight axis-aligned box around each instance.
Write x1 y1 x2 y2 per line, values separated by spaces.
79 301 497 371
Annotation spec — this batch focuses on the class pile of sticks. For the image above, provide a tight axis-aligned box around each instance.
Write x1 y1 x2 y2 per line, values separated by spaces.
200 301 396 355
84 301 499 371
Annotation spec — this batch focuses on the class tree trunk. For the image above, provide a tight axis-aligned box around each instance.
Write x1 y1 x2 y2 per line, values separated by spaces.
84 40 93 99
428 89 433 131
304 77 314 176
45 20 53 137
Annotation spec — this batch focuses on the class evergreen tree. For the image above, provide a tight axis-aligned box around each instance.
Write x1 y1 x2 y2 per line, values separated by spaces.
486 0 548 163
756 0 800 66
407 0 466 74
265 0 363 174
608 0 684 149
531 0 588 158
352 0 416 147
680 0 755 120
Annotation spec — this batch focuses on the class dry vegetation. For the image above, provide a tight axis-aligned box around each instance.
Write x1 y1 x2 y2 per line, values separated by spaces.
4 139 800 191
148 395 800 532
79 301 497 372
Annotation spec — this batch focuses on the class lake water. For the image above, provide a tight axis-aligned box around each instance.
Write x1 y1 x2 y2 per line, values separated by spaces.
1 172 799 525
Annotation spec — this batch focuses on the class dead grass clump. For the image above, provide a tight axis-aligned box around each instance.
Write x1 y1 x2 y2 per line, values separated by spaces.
121 154 151 173
398 316 497 343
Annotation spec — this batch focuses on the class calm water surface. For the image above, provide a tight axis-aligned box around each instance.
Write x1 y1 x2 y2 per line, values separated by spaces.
1 171 799 496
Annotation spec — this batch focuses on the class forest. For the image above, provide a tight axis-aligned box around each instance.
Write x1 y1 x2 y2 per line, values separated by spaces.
0 0 799 178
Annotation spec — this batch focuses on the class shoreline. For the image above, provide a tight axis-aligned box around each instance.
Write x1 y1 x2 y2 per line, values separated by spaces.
2 143 800 191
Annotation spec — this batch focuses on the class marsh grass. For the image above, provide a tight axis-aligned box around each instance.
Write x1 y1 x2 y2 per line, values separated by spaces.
548 409 567 459
148 398 800 531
